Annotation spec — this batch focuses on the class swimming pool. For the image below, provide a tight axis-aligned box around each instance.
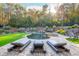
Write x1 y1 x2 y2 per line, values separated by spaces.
27 32 49 40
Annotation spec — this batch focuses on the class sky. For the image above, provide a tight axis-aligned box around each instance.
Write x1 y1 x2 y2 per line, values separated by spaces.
21 3 61 13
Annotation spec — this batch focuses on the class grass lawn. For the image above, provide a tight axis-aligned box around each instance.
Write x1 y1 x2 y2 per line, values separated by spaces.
0 33 28 46
66 38 79 44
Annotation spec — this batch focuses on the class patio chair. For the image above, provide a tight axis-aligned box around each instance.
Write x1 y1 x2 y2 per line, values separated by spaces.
47 40 70 53
8 39 31 53
31 41 46 54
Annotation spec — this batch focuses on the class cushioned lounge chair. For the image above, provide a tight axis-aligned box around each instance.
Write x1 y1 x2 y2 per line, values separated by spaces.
8 39 31 53
47 40 70 53
31 41 46 54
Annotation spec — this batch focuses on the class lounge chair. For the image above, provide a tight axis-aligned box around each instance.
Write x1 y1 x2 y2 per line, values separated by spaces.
8 39 31 53
31 41 46 54
47 40 70 53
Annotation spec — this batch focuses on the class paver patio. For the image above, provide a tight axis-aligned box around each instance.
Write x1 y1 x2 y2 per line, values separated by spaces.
0 33 79 56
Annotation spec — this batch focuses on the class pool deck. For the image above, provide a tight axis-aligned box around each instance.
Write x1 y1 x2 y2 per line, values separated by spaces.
0 33 79 56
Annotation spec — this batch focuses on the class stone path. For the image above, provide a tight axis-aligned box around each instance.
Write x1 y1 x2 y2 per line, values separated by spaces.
0 33 79 56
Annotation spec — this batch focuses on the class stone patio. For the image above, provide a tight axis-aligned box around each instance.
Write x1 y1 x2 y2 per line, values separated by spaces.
0 33 79 56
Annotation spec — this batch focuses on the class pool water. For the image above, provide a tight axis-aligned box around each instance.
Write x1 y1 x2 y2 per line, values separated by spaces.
27 32 49 39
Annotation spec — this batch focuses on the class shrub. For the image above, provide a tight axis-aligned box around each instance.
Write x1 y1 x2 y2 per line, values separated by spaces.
68 24 79 29
56 29 66 35
0 29 4 33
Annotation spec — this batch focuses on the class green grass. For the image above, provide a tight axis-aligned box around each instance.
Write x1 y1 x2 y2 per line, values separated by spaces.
0 33 28 46
66 38 79 44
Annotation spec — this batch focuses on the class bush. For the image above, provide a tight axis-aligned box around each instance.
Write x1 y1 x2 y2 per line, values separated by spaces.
68 24 79 29
56 29 66 35
0 29 4 33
